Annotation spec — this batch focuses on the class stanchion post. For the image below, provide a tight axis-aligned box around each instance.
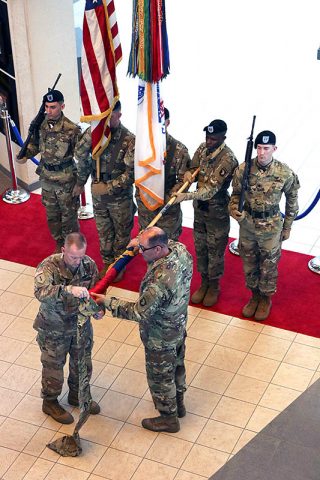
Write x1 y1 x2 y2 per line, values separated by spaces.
308 256 320 274
78 188 94 220
0 96 30 204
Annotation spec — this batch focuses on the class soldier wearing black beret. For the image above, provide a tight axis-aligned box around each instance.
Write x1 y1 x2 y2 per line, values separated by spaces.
230 130 300 320
17 88 81 252
174 119 238 307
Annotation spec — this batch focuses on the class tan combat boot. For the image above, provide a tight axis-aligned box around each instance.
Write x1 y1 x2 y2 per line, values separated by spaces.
191 277 208 304
202 280 220 307
42 399 74 424
142 415 180 433
254 295 272 321
68 392 101 415
176 391 186 418
242 290 260 318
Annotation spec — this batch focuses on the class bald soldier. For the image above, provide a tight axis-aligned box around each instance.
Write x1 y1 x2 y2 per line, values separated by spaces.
229 130 300 320
136 108 191 240
17 90 81 252
93 227 193 433
174 119 238 306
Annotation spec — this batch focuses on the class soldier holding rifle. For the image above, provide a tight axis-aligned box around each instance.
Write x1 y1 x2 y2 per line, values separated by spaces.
229 130 300 320
174 119 238 307
17 83 81 252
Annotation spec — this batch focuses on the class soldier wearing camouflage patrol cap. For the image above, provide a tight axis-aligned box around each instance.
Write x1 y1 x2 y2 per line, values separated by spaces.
73 100 136 281
136 107 191 240
174 119 238 307
229 130 300 320
17 90 81 252
34 233 104 424
92 226 193 433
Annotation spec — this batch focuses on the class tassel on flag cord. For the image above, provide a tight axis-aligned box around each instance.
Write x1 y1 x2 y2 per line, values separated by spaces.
80 0 122 177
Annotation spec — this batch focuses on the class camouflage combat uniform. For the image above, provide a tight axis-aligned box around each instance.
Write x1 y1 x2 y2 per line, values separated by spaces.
26 113 81 245
104 241 193 416
184 143 238 282
229 157 299 295
136 133 191 240
34 254 99 401
75 125 135 266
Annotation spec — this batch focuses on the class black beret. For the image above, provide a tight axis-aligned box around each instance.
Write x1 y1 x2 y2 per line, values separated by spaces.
254 130 276 148
203 119 227 135
164 107 170 120
113 100 121 111
43 90 64 103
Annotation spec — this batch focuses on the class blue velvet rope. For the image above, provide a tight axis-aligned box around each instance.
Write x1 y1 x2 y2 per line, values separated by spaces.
9 119 40 166
281 189 320 221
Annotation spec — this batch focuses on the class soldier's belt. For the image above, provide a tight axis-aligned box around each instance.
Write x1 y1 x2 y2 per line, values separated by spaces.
43 159 73 171
244 205 280 219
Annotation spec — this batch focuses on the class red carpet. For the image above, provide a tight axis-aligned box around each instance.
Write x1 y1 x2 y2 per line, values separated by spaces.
1 193 319 337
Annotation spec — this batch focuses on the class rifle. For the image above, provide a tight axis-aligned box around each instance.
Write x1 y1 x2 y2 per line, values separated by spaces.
17 73 62 159
238 115 256 212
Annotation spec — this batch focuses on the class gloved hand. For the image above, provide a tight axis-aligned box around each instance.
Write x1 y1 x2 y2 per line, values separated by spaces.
72 184 84 197
230 209 245 222
69 286 90 299
183 171 193 183
173 192 187 204
281 228 291 241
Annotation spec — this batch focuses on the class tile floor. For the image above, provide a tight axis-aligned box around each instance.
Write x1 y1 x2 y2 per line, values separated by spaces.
0 256 320 479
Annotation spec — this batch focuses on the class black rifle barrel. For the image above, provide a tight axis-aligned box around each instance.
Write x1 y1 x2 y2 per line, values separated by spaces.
17 73 62 159
238 115 256 212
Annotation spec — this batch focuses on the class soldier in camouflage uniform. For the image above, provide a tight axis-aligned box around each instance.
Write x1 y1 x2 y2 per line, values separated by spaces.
18 90 81 252
229 130 300 320
174 119 238 307
34 232 103 424
136 108 191 240
92 226 193 433
73 101 135 280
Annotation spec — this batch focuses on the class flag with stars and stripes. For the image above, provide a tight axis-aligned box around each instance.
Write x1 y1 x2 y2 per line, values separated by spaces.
80 0 122 162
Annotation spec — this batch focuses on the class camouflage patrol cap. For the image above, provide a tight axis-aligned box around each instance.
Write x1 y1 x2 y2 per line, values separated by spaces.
254 130 276 148
43 90 64 103
203 119 227 135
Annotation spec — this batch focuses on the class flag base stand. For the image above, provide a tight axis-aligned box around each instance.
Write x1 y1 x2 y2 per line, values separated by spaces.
308 256 320 275
78 204 94 220
2 188 30 204
229 239 240 256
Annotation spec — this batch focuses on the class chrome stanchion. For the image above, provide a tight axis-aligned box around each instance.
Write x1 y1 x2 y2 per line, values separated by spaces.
308 256 320 274
78 190 93 220
0 97 30 204
229 238 240 256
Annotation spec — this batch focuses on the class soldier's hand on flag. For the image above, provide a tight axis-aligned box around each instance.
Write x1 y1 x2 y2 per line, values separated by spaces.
72 184 84 197
230 209 245 222
183 171 193 183
281 228 290 241
127 236 139 249
173 193 187 204
91 292 112 310
70 286 90 299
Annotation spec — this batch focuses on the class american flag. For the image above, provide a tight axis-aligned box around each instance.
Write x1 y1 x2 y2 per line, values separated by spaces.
80 0 122 162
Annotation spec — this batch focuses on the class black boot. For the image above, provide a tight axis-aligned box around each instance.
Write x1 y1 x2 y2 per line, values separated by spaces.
176 391 186 418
